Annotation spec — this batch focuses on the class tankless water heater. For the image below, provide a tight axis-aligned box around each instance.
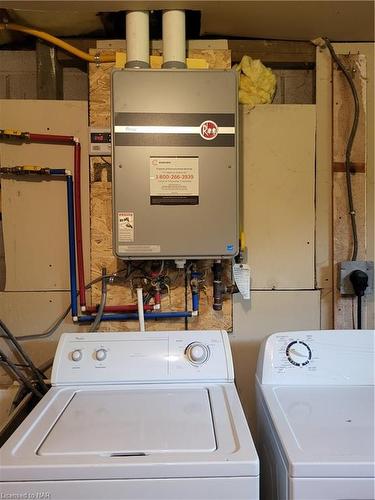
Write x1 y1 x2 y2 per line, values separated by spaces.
111 69 238 259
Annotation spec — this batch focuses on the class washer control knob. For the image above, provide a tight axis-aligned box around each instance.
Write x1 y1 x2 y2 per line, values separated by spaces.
71 349 82 362
186 342 209 365
95 349 107 362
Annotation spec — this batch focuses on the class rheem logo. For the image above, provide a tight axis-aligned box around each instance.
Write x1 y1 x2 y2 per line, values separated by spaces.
200 120 218 140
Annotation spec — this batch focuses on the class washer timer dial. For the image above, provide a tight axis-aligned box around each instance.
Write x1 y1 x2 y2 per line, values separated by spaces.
286 341 312 367
185 342 210 365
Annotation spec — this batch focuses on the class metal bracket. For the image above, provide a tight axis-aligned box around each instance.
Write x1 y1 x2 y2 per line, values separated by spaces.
339 261 374 296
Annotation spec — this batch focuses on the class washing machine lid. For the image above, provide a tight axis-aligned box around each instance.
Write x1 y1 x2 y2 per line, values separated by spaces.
260 384 375 478
38 387 216 456
1 383 259 481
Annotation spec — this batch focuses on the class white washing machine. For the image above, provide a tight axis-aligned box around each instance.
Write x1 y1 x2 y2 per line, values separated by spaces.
1 330 259 500
256 329 375 500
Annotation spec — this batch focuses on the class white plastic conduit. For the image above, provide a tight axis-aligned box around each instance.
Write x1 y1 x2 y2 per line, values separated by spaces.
137 288 145 332
125 11 150 68
162 10 186 68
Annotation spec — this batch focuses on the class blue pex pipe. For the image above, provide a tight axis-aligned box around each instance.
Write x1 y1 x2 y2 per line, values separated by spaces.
191 271 201 313
78 311 193 323
66 175 78 317
192 292 199 312
49 169 67 175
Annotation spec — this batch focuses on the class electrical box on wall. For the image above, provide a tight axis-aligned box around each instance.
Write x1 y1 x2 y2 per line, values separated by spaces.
111 69 238 260
89 128 111 155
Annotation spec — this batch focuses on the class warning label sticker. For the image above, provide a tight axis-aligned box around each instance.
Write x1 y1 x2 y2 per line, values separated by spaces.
118 212 134 242
150 156 199 205
118 244 161 254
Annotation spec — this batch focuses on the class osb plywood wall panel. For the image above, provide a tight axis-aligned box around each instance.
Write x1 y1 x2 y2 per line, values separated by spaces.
89 48 232 332
332 55 367 329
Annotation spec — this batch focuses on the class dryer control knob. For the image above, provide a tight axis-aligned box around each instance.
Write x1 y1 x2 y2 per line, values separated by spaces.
95 349 107 361
186 343 209 365
71 349 82 362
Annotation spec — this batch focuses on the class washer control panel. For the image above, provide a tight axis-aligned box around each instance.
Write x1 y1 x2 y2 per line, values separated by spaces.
52 330 233 386
257 330 374 385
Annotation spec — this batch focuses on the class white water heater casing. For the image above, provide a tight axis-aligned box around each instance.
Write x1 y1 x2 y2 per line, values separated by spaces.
111 69 238 259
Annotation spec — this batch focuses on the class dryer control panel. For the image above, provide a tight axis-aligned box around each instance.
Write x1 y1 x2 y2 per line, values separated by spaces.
256 330 374 385
51 330 234 385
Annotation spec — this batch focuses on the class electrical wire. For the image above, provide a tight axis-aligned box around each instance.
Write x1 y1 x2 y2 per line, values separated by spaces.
100 156 112 167
0 349 43 400
0 321 49 393
89 268 107 332
357 295 363 329
323 38 360 261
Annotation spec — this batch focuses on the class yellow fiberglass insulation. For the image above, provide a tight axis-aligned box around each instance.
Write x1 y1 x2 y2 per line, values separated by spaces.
234 55 277 106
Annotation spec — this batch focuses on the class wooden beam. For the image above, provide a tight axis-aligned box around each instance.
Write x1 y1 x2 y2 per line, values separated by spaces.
228 40 316 65
36 40 63 99
54 38 316 69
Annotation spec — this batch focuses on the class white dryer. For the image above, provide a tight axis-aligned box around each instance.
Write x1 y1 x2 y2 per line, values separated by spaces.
256 329 375 500
1 330 259 500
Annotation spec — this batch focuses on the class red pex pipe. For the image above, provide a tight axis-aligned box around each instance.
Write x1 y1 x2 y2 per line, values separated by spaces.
27 132 86 309
86 304 154 314
28 133 75 144
73 142 86 309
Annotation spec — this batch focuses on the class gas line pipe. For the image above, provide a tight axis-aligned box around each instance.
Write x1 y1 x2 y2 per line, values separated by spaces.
0 23 116 64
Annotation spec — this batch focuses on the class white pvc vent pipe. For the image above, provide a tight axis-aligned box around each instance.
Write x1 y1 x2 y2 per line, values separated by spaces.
162 10 186 68
125 11 150 68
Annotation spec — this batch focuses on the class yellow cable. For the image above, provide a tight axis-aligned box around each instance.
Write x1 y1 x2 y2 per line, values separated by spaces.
0 23 116 63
